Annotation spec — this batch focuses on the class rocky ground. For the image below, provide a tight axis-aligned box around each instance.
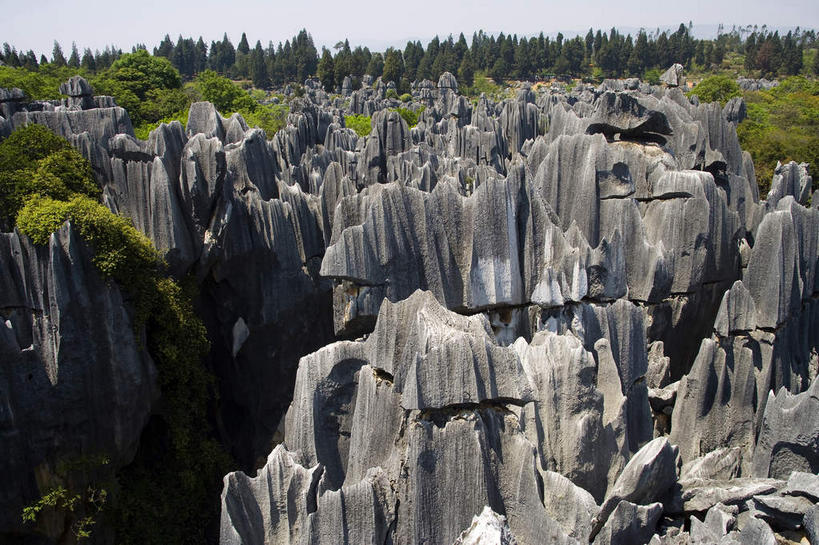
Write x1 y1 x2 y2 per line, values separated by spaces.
1 69 817 544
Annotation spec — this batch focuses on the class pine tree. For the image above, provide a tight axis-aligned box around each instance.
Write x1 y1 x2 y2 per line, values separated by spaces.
457 51 475 86
52 41 66 66
68 42 80 68
250 41 269 88
317 48 335 90
382 48 404 85
81 48 96 72
237 33 250 55
366 52 384 79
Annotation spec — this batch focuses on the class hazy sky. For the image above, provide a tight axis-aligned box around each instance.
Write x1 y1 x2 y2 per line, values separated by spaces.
3 0 818 57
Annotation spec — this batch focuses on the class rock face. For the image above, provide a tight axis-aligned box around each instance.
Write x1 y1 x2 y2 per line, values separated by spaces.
2 71 818 545
0 224 155 537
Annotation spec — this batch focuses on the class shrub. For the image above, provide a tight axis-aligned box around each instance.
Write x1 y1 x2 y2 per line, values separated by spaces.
399 93 412 102
385 88 399 100
0 64 84 100
92 50 185 125
393 106 425 128
344 114 372 137
196 70 256 114
242 103 290 138
737 79 819 193
0 125 98 228
133 108 190 140
9 125 232 543
687 75 741 106
643 68 661 85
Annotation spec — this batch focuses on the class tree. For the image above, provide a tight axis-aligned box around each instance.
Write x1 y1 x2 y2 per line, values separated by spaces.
93 50 183 125
81 48 96 72
688 75 740 105
250 41 269 89
457 51 475 87
382 48 404 85
365 52 383 79
52 41 66 66
237 32 250 55
489 57 508 83
813 49 819 75
68 42 80 68
196 69 255 113
317 48 335 90
155 34 174 58
292 29 318 81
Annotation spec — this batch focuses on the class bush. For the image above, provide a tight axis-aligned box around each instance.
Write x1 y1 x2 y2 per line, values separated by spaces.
0 64 84 100
385 88 399 100
688 75 741 106
196 69 256 114
92 50 186 126
0 125 99 229
344 114 372 137
643 68 661 85
133 108 190 140
242 103 290 138
9 125 232 544
393 106 424 128
399 93 412 102
737 78 819 193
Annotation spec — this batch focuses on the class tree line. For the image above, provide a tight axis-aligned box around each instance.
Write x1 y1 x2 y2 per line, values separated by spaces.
2 24 817 93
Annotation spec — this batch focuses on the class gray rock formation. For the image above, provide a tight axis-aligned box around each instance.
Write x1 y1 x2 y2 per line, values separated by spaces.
0 224 155 537
753 378 819 479
3 69 818 545
660 64 685 87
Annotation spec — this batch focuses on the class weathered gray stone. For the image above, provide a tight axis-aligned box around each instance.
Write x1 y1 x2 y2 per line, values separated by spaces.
0 225 155 537
661 64 686 87
676 478 784 513
713 281 757 336
750 493 815 530
452 506 519 545
681 448 743 482
541 470 600 542
785 472 819 501
671 338 758 470
592 438 679 538
592 501 663 545
805 504 819 545
737 517 776 545
753 377 819 479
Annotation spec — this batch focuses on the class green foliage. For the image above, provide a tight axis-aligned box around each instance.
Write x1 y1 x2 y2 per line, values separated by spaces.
344 114 372 137
196 69 256 114
133 108 190 140
0 125 99 229
0 64 86 100
92 50 186 126
737 76 819 193
462 71 507 100
643 68 661 85
385 88 399 100
393 106 425 128
22 484 107 542
687 75 741 106
242 103 290 138
8 125 232 543
399 93 412 102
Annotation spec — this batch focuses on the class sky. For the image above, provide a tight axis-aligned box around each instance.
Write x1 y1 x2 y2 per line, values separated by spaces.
2 0 818 57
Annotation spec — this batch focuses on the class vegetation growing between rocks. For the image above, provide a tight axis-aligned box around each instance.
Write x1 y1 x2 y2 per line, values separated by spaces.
3 125 232 544
393 106 425 127
345 113 372 136
687 74 742 105
737 76 819 192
